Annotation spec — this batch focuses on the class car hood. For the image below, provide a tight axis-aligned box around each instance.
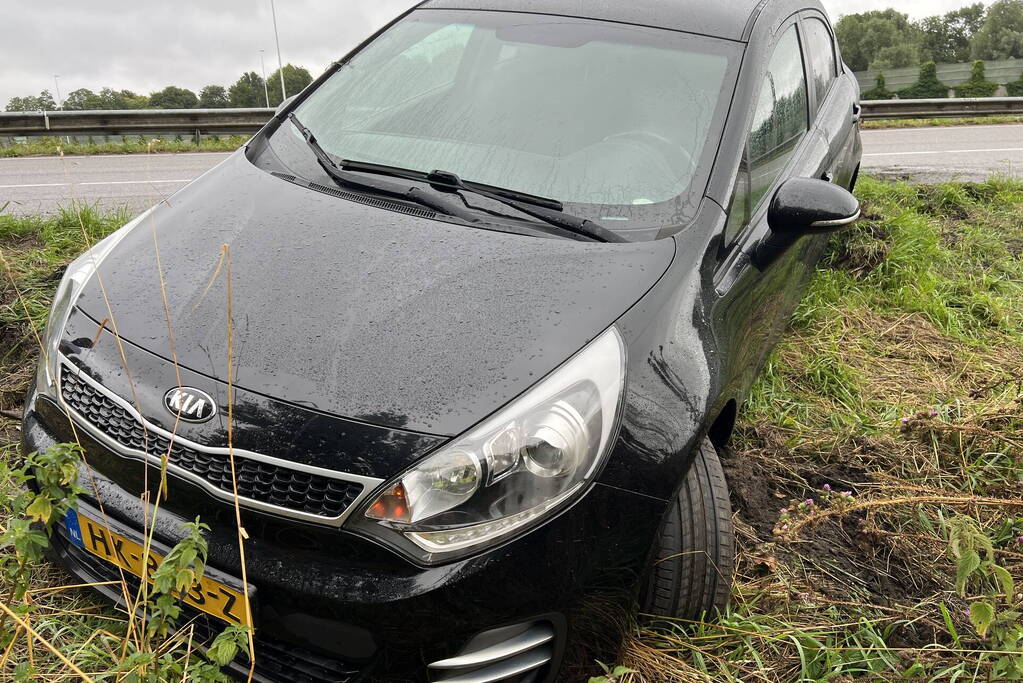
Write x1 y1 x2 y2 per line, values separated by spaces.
76 151 675 436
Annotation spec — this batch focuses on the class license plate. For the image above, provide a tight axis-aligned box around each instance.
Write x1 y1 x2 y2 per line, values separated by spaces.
65 508 253 627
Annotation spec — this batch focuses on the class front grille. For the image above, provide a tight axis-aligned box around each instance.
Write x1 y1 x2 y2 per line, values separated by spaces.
60 367 363 520
59 528 362 683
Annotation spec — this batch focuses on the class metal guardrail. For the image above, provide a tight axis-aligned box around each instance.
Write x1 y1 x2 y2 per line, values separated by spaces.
859 97 1023 120
0 108 275 136
1 98 1022 137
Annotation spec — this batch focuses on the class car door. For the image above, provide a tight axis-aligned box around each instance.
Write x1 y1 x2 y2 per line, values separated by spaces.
800 11 861 190
711 17 832 401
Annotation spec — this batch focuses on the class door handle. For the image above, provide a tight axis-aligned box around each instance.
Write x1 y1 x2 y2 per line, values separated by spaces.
852 102 862 124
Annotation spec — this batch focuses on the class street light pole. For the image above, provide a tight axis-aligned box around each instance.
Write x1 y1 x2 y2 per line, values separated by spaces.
259 49 271 108
270 0 287 103
53 75 63 110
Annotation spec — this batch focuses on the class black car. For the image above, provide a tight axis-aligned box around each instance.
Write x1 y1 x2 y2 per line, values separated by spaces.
24 0 861 680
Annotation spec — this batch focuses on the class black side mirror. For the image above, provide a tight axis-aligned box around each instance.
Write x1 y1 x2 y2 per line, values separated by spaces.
753 178 860 269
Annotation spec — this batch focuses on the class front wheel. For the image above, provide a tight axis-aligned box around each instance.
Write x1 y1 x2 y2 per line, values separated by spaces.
641 438 734 620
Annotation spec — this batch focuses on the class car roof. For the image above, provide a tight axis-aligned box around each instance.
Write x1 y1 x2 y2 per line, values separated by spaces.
418 0 768 42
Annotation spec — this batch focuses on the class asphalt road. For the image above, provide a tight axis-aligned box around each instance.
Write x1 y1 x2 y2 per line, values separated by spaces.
2 124 1023 216
861 123 1023 184
0 152 230 217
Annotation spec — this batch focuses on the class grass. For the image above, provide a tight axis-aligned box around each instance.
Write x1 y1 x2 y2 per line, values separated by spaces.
0 135 247 158
2 176 1022 680
862 115 1023 129
623 176 1023 680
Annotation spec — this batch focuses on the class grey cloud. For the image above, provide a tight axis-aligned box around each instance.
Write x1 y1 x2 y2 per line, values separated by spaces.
1 0 417 105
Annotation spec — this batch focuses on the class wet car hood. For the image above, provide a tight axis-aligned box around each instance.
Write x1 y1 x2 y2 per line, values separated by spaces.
76 151 675 436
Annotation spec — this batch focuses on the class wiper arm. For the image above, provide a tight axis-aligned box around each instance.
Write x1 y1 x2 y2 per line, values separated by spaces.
341 160 627 244
288 114 481 223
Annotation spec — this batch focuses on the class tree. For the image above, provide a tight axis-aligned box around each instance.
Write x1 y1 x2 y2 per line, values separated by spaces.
228 72 266 107
266 64 313 106
916 4 985 64
4 90 57 112
955 60 999 97
148 86 199 109
862 73 895 100
971 0 1023 59
94 88 148 109
198 85 230 108
62 88 99 110
871 43 921 71
898 62 950 99
835 10 920 72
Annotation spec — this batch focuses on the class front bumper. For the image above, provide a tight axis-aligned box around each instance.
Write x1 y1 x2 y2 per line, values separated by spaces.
24 407 664 682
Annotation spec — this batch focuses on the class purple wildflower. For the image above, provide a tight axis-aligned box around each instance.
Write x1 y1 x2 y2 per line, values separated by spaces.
901 417 910 424
780 508 789 515
805 498 815 507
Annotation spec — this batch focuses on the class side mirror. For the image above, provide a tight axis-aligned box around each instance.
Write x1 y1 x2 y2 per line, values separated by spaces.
753 178 860 268
275 95 297 116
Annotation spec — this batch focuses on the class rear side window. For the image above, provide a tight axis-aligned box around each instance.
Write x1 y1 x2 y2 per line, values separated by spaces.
748 24 808 210
803 18 837 106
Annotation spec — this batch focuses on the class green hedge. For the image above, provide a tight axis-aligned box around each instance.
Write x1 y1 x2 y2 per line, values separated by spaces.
862 73 895 100
954 61 999 98
1007 80 1023 96
898 62 949 99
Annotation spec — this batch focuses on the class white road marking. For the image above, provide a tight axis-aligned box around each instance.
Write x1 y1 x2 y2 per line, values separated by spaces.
0 152 233 161
863 147 1023 158
80 179 191 186
0 179 191 189
0 182 67 188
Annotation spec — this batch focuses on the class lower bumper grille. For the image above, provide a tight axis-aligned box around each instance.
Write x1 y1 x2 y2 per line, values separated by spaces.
57 526 363 683
59 365 367 522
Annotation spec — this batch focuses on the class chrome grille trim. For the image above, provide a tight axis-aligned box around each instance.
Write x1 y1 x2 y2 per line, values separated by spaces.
429 623 554 669
57 356 383 527
431 647 551 683
429 621 555 682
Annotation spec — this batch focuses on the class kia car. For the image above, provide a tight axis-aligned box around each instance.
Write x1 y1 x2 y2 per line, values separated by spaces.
24 0 862 680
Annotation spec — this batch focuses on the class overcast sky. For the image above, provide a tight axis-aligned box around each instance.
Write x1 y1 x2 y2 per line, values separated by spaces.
1 0 985 107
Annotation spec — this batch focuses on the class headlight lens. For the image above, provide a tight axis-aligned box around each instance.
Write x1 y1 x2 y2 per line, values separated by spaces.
349 326 626 563
34 209 151 397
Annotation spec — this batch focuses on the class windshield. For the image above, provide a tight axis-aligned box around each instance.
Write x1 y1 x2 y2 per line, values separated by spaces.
286 9 740 239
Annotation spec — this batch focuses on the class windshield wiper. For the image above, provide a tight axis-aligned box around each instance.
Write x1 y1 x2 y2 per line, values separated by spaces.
340 160 627 244
288 114 482 223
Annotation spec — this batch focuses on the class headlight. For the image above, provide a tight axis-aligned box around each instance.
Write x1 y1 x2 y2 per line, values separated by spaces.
34 209 152 397
347 326 626 564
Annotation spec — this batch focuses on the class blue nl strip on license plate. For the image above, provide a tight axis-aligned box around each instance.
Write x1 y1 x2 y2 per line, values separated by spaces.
65 508 85 549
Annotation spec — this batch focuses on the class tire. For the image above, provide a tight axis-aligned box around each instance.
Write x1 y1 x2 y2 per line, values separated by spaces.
641 438 734 620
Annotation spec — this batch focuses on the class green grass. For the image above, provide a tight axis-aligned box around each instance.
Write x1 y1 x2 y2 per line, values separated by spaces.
624 176 1023 680
863 115 1023 129
0 135 247 158
2 179 1022 680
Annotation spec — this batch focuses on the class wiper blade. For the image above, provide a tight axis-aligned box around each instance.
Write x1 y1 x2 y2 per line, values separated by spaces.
341 160 563 211
340 160 627 244
287 114 481 223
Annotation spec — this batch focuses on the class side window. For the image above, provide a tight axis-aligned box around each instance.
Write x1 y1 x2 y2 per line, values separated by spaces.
748 25 809 211
803 18 838 107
